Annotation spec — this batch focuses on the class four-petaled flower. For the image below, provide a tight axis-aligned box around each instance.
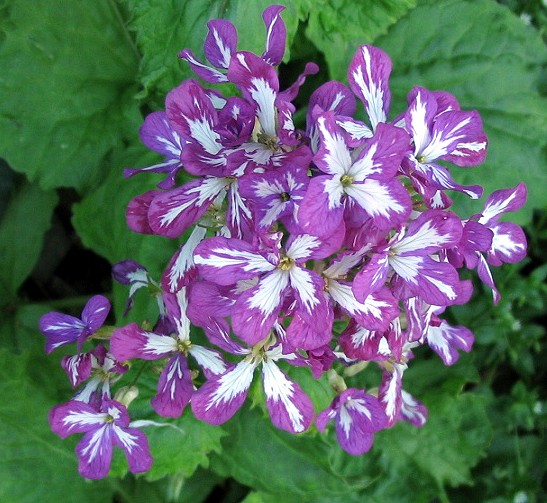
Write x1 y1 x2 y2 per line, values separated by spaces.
49 399 152 479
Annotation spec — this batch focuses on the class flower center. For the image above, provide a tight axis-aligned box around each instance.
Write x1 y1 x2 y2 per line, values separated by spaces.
278 255 295 271
279 191 290 202
340 174 353 187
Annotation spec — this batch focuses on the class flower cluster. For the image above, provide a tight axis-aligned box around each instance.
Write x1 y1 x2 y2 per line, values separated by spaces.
40 5 528 479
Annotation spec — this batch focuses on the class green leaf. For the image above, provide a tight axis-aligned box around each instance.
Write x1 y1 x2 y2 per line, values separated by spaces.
0 348 116 503
303 0 417 81
0 179 57 305
374 0 547 223
124 0 302 101
72 143 179 320
0 0 140 192
107 362 226 482
209 404 381 501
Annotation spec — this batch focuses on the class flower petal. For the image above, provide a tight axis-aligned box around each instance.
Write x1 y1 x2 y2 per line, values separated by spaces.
151 354 194 417
348 45 392 130
194 236 275 285
262 360 313 433
191 359 257 424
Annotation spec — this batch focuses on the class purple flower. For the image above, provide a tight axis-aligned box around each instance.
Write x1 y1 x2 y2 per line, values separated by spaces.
61 344 127 406
316 388 387 455
179 5 287 83
110 289 227 417
191 333 314 434
193 232 341 346
298 112 412 237
39 295 110 353
401 86 487 207
49 399 152 479
353 209 468 306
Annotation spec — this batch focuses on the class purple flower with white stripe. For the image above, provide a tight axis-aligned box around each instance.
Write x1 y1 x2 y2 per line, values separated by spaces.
298 112 412 237
40 295 110 353
401 86 487 207
180 5 287 83
193 232 341 346
62 344 127 406
316 388 387 455
192 333 314 434
353 209 467 306
238 164 309 233
110 289 228 417
49 399 152 479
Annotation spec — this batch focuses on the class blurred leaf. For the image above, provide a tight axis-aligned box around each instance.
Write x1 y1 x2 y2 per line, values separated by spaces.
303 0 417 81
0 180 57 305
0 348 116 503
374 0 547 224
124 0 303 103
0 0 140 192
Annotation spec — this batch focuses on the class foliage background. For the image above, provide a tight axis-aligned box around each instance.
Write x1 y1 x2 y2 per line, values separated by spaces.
0 0 545 502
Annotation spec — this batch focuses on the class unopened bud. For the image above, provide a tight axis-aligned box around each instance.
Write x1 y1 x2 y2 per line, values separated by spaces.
114 385 139 408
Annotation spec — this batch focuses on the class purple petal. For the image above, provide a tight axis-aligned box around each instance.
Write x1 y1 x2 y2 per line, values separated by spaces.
49 400 105 438
378 365 404 426
138 111 184 160
162 225 207 293
348 45 392 130
76 426 113 479
330 282 398 332
488 222 527 265
427 319 474 366
187 281 235 327
433 110 487 166
179 48 229 83
188 344 229 378
148 177 226 238
261 5 286 66
112 259 148 286
40 312 85 353
191 360 257 425
334 389 388 455
393 209 463 256
126 190 159 235
307 81 356 123
480 183 527 226
81 295 110 333
289 267 330 329
228 51 279 137
166 79 222 155
110 323 176 362
400 390 428 427
405 86 438 155
339 321 388 361
262 360 314 433
231 270 289 345
285 311 333 350
151 354 194 417
279 62 319 103
194 236 275 285
62 352 92 388
112 425 153 475
204 19 237 69
352 252 390 302
391 255 462 306
298 175 345 237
